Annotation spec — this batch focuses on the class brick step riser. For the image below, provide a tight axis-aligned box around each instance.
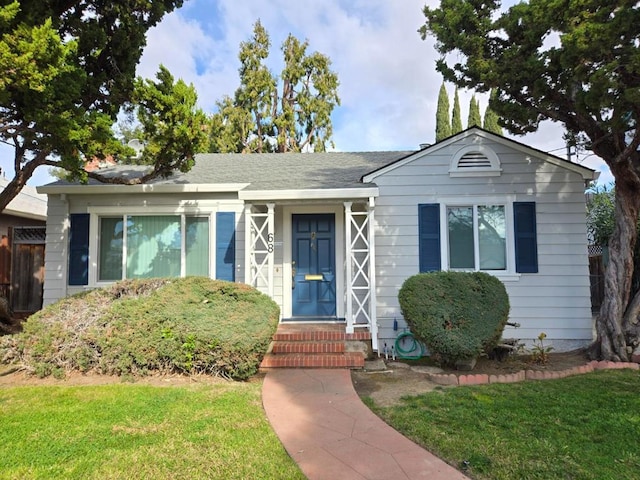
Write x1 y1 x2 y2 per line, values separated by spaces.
271 342 345 354
273 332 371 342
260 353 365 369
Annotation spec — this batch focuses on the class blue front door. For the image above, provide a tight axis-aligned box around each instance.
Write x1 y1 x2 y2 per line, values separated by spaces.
292 214 336 318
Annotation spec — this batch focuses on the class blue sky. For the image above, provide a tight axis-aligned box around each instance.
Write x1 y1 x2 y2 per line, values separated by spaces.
1 0 612 187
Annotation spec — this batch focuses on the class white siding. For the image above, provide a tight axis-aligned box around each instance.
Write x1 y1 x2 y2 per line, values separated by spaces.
372 136 592 352
43 195 69 306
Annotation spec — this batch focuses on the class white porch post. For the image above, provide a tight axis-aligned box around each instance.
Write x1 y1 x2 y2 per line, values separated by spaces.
367 197 378 351
244 203 252 287
344 202 354 333
267 203 275 298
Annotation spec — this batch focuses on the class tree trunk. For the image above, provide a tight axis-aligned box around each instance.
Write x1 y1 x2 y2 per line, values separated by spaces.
590 175 640 361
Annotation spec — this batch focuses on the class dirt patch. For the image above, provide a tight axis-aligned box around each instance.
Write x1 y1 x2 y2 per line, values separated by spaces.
351 350 591 407
0 365 242 388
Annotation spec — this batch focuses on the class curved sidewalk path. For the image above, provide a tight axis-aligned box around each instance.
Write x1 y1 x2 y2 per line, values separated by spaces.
263 369 469 480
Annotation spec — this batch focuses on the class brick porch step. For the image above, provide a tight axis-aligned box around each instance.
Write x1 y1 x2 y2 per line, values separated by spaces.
260 324 370 370
260 352 365 369
271 341 345 354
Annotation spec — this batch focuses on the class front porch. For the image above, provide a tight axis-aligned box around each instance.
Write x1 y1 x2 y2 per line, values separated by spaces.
244 199 380 352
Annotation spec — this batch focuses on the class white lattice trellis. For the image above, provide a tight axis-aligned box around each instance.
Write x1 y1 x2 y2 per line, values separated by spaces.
345 200 378 350
244 204 275 297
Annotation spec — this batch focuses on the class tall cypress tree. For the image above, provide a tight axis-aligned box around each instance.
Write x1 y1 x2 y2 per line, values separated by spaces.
468 95 482 128
483 89 503 135
451 88 463 134
435 82 451 141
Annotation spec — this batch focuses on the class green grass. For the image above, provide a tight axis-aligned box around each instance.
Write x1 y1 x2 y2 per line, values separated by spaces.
0 381 304 480
370 370 640 480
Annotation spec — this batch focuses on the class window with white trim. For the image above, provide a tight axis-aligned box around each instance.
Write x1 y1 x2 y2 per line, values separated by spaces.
98 214 210 281
447 205 506 271
418 200 537 275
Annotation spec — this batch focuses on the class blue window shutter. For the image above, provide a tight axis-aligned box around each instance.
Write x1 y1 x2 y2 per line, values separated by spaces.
216 212 236 281
418 204 441 272
68 214 89 285
514 202 538 273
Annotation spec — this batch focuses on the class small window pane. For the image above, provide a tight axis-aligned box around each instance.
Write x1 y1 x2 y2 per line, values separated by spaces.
99 217 123 281
478 206 506 270
448 207 474 268
126 216 181 278
186 217 209 276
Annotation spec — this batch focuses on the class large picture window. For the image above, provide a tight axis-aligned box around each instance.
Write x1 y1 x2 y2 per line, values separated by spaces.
98 214 210 281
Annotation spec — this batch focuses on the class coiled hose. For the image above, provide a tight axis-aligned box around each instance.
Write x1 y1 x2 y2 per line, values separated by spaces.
394 331 425 360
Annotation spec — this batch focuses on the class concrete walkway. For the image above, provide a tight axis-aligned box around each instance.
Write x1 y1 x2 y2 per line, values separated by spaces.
262 369 469 480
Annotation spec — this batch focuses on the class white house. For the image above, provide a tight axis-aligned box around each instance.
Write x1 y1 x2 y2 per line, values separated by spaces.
38 128 597 352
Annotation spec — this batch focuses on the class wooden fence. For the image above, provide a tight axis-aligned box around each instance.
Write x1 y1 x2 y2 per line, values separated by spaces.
589 254 605 314
0 227 45 315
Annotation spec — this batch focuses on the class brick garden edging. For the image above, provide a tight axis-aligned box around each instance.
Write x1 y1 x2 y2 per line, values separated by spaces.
427 360 640 386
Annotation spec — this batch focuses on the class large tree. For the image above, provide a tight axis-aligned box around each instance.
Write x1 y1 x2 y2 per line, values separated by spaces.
436 82 451 141
0 0 192 212
210 21 340 153
421 0 640 361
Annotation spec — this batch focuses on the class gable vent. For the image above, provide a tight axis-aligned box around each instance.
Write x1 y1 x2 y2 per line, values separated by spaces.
457 151 492 169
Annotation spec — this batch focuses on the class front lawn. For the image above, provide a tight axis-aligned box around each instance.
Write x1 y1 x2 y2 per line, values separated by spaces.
368 369 640 480
0 381 304 480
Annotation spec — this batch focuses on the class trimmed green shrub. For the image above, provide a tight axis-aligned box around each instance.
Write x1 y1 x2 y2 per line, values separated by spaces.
398 271 510 365
0 277 279 380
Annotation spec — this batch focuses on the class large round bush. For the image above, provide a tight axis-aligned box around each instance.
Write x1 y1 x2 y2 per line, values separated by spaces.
0 277 279 380
398 271 510 365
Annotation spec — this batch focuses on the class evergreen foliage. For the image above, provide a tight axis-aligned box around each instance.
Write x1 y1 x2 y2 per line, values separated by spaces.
398 271 510 364
451 88 463 134
0 278 280 380
0 0 191 212
483 89 503 135
210 21 340 153
435 82 451 141
467 95 482 128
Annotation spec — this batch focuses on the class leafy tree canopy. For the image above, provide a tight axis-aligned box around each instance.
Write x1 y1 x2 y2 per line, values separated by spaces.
210 21 340 153
0 0 196 211
420 0 640 361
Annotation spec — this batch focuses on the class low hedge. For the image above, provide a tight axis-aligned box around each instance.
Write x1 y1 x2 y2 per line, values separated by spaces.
398 271 510 365
0 277 280 380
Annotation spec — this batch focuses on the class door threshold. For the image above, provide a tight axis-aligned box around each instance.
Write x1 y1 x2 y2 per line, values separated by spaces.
281 317 345 323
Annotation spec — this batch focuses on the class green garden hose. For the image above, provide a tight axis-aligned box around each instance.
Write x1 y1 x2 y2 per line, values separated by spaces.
394 331 425 360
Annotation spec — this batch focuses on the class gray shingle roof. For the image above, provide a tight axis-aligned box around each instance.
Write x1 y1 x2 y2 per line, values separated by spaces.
45 151 414 190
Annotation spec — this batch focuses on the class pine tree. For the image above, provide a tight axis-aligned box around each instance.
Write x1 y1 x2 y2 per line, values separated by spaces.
483 89 503 135
435 82 451 141
451 88 463 134
468 95 482 128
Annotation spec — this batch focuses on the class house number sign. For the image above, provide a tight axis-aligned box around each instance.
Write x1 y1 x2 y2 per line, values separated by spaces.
267 233 274 253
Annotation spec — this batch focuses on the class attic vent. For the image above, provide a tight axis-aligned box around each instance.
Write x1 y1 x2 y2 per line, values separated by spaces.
458 151 492 169
450 145 502 177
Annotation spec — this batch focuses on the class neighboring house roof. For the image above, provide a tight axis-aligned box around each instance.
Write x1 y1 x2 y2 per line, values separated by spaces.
84 155 118 172
0 177 47 221
38 128 597 197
